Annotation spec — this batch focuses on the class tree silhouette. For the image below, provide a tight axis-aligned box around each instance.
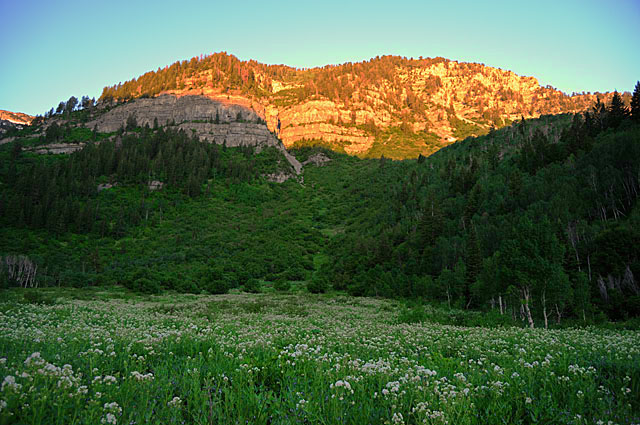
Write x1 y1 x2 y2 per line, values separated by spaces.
631 81 640 123
608 91 628 128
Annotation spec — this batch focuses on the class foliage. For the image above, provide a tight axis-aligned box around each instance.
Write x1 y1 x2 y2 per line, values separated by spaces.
243 278 262 294
21 289 57 305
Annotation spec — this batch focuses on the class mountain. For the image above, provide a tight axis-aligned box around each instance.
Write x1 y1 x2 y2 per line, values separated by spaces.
0 110 34 126
99 52 620 158
0 110 34 136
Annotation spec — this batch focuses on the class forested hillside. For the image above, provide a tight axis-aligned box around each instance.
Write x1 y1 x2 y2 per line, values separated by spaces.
318 90 640 326
1 85 640 327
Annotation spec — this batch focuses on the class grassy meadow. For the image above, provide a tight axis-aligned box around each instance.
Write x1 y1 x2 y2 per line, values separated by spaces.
0 288 638 424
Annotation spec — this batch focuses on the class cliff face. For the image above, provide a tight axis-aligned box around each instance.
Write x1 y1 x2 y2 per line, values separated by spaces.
86 95 302 176
100 53 617 158
0 110 34 125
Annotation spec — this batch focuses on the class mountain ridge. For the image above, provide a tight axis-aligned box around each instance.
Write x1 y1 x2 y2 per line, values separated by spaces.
0 110 34 125
99 52 622 158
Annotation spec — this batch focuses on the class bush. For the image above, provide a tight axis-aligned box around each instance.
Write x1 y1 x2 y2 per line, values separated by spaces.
273 278 290 292
243 278 262 293
204 279 229 295
397 305 428 324
282 267 307 281
59 270 94 288
121 268 161 294
22 290 57 305
307 275 328 294
133 277 161 294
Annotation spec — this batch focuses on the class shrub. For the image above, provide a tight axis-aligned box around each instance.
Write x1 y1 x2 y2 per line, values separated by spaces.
282 267 307 281
397 305 428 324
22 290 57 305
133 277 161 294
203 275 229 294
243 278 262 293
273 278 290 292
307 275 328 294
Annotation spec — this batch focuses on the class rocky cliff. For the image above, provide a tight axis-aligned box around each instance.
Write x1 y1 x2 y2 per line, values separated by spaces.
0 110 34 125
99 53 620 158
86 95 302 175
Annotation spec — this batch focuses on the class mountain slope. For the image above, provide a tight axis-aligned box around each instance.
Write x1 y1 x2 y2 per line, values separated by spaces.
99 52 620 158
0 110 34 125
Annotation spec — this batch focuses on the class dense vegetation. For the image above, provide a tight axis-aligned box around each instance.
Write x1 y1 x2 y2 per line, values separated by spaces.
319 90 640 325
1 86 640 328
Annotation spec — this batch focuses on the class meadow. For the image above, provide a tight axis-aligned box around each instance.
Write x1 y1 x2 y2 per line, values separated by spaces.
0 288 638 424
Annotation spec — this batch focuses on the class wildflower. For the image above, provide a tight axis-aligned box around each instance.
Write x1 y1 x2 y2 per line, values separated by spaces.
392 412 404 424
101 413 117 424
130 371 154 382
1 376 21 392
103 376 117 385
167 396 182 407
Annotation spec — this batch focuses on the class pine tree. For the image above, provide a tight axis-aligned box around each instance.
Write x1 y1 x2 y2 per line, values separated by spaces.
608 91 628 128
631 81 640 123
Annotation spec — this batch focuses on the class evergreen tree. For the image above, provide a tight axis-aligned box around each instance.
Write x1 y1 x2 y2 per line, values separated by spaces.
65 96 78 115
631 81 640 123
608 91 628 128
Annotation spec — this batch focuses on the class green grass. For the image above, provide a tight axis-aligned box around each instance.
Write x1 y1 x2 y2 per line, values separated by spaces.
0 289 638 424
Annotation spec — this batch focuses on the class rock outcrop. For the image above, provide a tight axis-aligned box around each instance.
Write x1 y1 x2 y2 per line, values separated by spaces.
0 110 34 126
29 143 85 154
86 95 302 177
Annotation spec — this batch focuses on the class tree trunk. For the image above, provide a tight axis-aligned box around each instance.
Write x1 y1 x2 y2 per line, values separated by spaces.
555 303 562 324
522 286 534 328
542 290 549 330
498 295 503 315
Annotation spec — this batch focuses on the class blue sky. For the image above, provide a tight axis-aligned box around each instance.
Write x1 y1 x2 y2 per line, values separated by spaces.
1 0 639 115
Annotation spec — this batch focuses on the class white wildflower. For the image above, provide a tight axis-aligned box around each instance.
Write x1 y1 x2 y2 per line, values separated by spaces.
1 376 21 392
101 413 117 424
167 396 182 407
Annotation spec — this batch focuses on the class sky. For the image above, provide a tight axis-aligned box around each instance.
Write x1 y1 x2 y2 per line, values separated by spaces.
1 0 639 116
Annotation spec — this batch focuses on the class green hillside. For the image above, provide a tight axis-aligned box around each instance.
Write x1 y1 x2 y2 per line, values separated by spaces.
1 89 640 327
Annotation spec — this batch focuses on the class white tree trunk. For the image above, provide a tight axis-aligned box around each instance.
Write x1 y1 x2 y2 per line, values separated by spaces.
522 286 534 328
542 290 549 330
